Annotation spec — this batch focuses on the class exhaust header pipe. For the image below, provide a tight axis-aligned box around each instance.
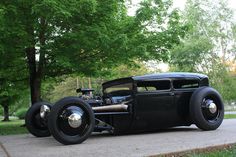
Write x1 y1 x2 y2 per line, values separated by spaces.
92 104 128 112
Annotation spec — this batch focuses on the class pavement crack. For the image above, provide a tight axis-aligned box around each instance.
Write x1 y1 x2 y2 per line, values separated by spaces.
0 141 11 157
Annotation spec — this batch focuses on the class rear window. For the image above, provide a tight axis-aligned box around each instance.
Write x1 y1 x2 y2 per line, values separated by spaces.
173 79 199 89
137 80 171 92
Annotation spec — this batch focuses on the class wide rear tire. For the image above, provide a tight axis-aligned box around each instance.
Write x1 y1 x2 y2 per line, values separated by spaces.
25 102 52 137
190 87 224 130
48 97 95 145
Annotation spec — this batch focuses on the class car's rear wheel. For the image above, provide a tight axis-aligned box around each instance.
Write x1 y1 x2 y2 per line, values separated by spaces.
48 97 95 145
190 87 224 130
25 102 52 137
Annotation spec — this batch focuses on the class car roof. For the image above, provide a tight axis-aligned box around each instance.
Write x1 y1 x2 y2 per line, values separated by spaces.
132 72 208 81
102 72 208 88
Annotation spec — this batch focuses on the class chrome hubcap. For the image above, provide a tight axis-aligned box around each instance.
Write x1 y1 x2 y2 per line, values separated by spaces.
68 113 82 128
40 105 50 119
208 102 217 114
202 98 220 122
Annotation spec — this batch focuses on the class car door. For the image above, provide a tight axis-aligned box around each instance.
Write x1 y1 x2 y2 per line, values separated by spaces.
133 79 175 130
172 78 200 123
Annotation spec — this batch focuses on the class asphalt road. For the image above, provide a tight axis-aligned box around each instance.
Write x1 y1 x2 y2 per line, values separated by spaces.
0 119 236 157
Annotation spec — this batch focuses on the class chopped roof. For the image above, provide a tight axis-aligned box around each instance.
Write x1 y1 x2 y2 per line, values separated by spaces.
102 72 208 87
132 72 208 81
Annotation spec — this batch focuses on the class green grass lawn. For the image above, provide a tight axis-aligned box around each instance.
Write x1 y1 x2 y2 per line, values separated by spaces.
224 114 236 119
187 145 236 157
0 119 28 135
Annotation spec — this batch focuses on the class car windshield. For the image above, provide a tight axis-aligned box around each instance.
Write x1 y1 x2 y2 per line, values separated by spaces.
104 83 133 96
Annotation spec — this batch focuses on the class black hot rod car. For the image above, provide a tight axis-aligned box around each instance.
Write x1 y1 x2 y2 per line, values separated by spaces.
25 72 224 145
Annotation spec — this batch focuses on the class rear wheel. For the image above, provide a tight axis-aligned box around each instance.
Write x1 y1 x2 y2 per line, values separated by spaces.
25 102 52 137
190 87 224 130
48 97 95 145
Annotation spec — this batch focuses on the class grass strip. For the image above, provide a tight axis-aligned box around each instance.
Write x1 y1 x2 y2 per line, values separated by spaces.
0 119 28 135
224 114 236 119
152 143 236 157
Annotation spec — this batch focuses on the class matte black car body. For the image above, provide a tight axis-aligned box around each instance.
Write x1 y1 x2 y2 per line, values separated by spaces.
99 72 209 133
26 72 224 145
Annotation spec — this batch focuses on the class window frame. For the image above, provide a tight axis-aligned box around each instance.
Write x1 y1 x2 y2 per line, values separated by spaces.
172 78 200 91
136 79 172 93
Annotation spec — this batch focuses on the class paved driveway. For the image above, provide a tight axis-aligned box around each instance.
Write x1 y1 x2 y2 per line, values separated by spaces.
0 119 236 157
225 111 236 115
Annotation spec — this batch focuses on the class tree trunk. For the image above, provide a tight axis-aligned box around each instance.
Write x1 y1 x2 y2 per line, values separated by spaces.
2 105 10 122
21 6 42 105
25 17 46 105
30 76 42 104
26 47 41 105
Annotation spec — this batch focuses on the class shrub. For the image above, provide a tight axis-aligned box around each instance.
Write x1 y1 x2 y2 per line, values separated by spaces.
15 108 28 119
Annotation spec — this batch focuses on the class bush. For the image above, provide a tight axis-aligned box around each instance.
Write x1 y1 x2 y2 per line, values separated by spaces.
15 108 28 119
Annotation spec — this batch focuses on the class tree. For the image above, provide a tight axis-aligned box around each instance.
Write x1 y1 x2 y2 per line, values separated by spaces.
169 0 236 101
0 77 28 121
0 47 28 121
170 37 213 72
0 0 186 105
184 0 236 62
0 1 29 120
41 61 150 102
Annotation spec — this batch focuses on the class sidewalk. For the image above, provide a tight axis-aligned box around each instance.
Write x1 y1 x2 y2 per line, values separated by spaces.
0 119 236 157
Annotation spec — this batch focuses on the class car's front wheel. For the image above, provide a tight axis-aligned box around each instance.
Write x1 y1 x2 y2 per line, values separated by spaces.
48 97 95 145
25 102 52 137
190 87 224 130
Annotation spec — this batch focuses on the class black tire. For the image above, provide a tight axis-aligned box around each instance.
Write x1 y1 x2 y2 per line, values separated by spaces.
190 87 224 130
48 97 95 145
25 102 52 137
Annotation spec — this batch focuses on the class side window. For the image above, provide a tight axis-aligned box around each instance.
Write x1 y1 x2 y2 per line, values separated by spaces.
173 79 199 89
137 80 171 92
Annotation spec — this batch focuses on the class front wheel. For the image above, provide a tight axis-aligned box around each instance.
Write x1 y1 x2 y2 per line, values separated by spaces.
48 97 95 145
190 87 224 130
25 102 52 137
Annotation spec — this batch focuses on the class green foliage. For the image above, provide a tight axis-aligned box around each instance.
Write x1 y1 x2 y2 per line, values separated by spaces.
169 0 236 102
99 61 150 79
0 0 29 117
43 77 78 103
170 37 213 72
209 73 236 101
188 145 236 157
0 0 187 106
15 108 28 120
0 119 27 135
0 0 185 77
224 114 236 119
42 62 151 102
